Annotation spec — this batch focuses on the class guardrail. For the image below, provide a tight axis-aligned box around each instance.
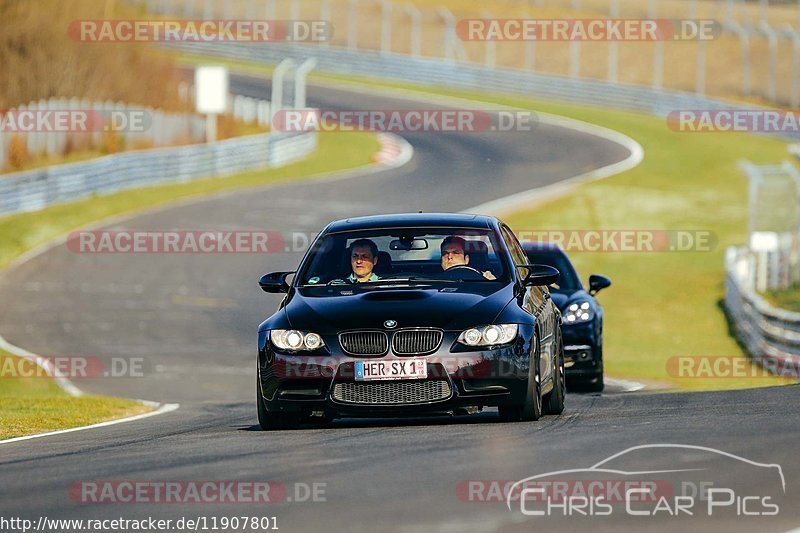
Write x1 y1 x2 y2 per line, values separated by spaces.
0 98 207 172
0 131 316 215
725 246 800 366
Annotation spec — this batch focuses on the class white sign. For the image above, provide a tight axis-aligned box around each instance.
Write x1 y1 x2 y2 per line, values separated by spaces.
194 66 228 114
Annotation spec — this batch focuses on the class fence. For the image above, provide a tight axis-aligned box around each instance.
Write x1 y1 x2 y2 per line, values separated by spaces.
0 98 208 172
726 246 800 365
0 130 316 215
737 160 800 292
143 0 800 108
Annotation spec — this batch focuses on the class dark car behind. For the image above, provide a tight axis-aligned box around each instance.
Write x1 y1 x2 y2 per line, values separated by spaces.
522 242 610 391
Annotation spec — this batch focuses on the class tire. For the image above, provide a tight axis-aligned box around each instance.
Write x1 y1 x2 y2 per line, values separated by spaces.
257 376 300 430
543 330 566 415
498 333 542 422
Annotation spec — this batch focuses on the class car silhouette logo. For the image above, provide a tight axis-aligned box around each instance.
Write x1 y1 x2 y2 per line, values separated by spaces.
384 320 398 329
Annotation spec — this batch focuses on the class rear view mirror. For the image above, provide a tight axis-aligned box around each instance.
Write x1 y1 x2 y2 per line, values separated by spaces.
259 271 295 293
389 238 428 251
519 264 560 286
588 274 612 295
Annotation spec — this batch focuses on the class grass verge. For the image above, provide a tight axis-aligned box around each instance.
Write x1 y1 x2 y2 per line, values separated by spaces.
0 130 380 438
177 52 798 391
764 285 800 313
0 352 152 440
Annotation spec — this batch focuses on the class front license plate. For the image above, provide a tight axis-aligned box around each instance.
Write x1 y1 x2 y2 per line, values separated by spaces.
355 358 428 381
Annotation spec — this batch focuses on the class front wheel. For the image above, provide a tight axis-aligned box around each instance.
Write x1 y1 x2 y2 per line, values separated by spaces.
543 330 565 415
498 335 542 422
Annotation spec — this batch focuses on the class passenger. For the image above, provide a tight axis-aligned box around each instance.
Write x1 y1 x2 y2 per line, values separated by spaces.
440 236 496 280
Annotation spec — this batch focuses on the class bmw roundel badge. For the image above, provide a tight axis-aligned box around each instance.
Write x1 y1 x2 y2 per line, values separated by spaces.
384 319 398 329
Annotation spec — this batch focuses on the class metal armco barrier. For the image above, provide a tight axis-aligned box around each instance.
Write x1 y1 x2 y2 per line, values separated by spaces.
726 246 800 362
0 131 316 215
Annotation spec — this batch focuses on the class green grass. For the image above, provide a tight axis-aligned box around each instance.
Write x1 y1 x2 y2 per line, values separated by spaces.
764 285 800 313
175 52 799 392
0 352 152 440
0 129 380 438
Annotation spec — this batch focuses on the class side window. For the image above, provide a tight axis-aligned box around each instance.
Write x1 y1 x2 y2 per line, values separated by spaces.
500 225 529 280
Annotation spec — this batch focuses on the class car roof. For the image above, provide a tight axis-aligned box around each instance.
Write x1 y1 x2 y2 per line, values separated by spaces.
325 213 499 233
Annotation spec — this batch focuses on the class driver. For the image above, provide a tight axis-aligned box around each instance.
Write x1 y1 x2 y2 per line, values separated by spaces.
345 238 380 283
440 236 496 280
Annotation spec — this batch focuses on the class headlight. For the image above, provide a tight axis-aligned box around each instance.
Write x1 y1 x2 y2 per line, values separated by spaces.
563 301 593 323
458 324 518 347
270 329 326 351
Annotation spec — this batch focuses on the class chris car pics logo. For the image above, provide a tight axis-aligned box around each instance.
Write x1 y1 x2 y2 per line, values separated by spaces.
506 444 784 518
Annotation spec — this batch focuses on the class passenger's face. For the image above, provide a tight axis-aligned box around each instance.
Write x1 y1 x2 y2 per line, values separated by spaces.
351 245 377 280
441 243 469 270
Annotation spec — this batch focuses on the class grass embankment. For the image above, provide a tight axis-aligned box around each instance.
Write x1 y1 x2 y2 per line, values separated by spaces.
764 286 800 313
0 352 152 440
178 52 798 391
0 130 380 439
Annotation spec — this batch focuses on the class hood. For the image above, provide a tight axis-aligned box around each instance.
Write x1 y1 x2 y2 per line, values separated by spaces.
283 284 515 333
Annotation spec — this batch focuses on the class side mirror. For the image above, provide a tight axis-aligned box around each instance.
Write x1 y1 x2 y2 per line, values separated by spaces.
588 274 612 296
518 264 560 287
259 271 295 293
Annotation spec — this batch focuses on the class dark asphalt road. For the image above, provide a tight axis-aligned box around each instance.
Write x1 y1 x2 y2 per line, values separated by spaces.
0 75 797 532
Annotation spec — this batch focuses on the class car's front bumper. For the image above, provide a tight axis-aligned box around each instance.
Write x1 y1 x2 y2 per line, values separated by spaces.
561 321 601 378
258 326 535 418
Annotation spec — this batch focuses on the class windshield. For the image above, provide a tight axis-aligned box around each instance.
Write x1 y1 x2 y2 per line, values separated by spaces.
297 228 509 286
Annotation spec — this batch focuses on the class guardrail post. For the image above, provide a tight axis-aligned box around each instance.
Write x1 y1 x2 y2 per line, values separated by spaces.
688 0 697 18
696 38 706 95
482 10 496 68
759 0 769 25
320 0 331 49
524 40 535 71
724 0 734 26
786 25 800 108
271 58 296 122
348 0 358 50
608 0 619 83
204 0 212 19
380 0 393 56
265 0 276 20
295 58 317 109
760 22 778 102
291 0 300 21
401 4 422 58
0 125 5 170
570 40 580 79
437 7 456 62
728 22 751 98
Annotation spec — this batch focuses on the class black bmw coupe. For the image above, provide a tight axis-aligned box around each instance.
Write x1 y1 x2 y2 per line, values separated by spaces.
256 213 565 429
